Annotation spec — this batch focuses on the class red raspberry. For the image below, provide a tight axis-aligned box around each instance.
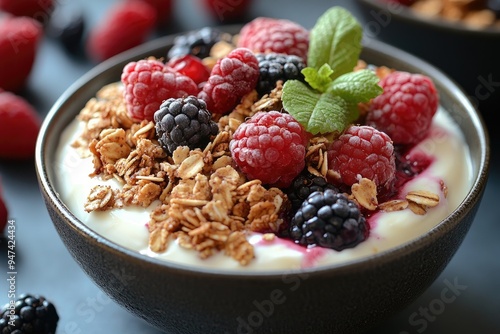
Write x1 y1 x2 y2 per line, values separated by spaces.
0 16 43 92
198 47 259 114
230 111 308 188
0 0 54 21
366 71 439 145
86 1 157 62
0 179 7 234
132 0 173 24
201 0 252 22
327 125 396 188
121 59 199 121
0 91 41 159
166 55 210 85
237 17 309 60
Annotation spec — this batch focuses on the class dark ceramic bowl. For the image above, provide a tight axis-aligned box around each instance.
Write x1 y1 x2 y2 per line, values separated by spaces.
35 30 489 333
354 0 500 115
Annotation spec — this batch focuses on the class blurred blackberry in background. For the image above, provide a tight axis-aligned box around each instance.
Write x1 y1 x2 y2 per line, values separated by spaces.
0 294 59 334
167 27 233 60
154 95 219 154
256 53 306 95
46 4 85 54
289 189 369 251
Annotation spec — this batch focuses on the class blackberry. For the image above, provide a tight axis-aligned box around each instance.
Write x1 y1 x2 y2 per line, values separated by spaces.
256 53 306 95
289 189 368 251
46 4 85 54
154 95 219 154
0 294 59 334
286 172 339 211
167 27 232 60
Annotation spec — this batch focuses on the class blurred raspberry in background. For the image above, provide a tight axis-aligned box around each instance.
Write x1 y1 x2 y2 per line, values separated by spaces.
0 15 42 92
86 0 157 62
0 90 41 160
201 0 253 22
0 0 54 22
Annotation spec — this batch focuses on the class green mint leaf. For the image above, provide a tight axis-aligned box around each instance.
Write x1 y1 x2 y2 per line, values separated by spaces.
308 7 362 80
282 7 381 135
302 64 334 93
282 80 357 135
327 69 383 103
345 101 361 124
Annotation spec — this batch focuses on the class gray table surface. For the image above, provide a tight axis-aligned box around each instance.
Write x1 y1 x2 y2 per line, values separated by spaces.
1 0 499 333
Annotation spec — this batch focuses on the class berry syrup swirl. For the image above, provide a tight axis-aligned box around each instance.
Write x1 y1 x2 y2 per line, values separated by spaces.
363 144 434 223
394 146 434 192
254 236 328 269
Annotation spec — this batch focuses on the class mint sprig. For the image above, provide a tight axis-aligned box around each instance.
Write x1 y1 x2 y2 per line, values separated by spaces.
302 64 334 92
308 7 363 79
282 7 382 135
282 80 353 135
327 69 382 103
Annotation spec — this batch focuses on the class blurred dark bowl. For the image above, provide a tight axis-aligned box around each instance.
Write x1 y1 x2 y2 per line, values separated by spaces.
35 28 489 333
354 0 500 118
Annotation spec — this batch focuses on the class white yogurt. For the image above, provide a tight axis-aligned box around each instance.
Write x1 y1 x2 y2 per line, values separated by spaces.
54 108 473 271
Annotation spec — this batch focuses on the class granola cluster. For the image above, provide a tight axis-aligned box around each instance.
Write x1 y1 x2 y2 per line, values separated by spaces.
408 0 500 28
75 82 290 266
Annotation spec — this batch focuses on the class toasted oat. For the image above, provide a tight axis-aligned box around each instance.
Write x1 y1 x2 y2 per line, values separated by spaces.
176 153 205 179
231 90 259 119
172 146 190 165
136 181 162 207
97 129 131 162
248 202 280 232
212 155 233 170
232 201 250 218
208 131 231 157
305 136 330 178
262 233 275 241
463 9 495 28
351 178 378 211
202 57 217 70
379 199 409 212
135 175 165 182
225 231 255 266
170 198 209 206
190 222 230 241
127 121 156 146
412 0 443 17
149 228 170 253
84 185 115 212
442 2 465 21
252 81 284 113
210 165 241 208
203 200 231 225
210 40 235 59
406 190 440 208
148 204 169 230
408 201 428 215
188 222 231 259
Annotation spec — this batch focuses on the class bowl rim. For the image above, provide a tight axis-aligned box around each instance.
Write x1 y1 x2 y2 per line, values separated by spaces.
357 0 500 36
35 30 490 279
